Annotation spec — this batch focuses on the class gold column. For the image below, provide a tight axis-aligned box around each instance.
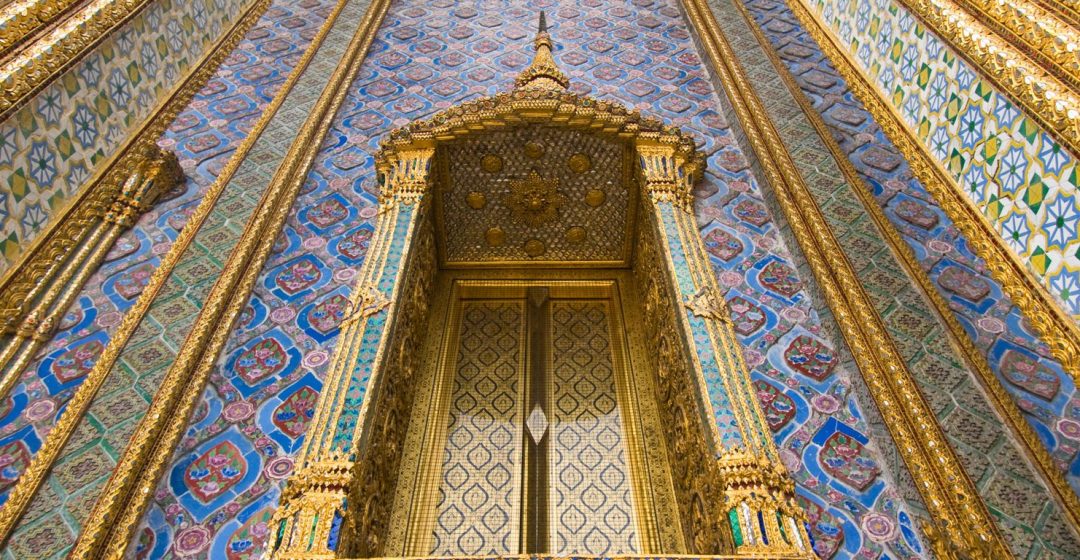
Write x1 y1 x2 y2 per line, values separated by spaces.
635 141 812 558
681 0 1014 554
0 145 181 389
269 148 434 559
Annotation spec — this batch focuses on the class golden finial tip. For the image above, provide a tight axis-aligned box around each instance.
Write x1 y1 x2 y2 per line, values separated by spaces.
515 12 569 90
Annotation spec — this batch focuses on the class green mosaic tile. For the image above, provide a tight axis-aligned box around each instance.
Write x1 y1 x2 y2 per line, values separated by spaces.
3 0 377 550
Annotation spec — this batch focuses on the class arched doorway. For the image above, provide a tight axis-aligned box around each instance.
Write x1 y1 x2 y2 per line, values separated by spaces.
269 15 812 560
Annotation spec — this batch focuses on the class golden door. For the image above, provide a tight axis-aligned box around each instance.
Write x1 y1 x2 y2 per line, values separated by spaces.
387 274 684 556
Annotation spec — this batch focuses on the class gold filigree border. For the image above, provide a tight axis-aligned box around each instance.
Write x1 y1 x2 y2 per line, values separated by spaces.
789 0 1080 425
1033 0 1080 31
0 0 83 58
0 0 262 340
946 0 1080 91
70 0 393 556
733 0 1080 536
0 0 159 120
882 0 1080 162
680 0 1011 555
0 0 273 546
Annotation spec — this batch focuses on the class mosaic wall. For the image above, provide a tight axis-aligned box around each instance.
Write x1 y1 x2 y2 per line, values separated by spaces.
733 0 1080 553
0 0 258 271
754 0 1080 494
798 0 1080 320
0 0 333 515
126 0 923 558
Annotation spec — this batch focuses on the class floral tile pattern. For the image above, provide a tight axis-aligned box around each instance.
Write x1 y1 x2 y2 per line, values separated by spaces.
0 0 255 272
129 0 922 558
738 0 1080 554
801 0 1080 319
0 1 335 556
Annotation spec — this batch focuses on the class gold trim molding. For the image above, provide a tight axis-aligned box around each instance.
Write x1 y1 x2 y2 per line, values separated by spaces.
790 0 1080 409
1033 0 1080 31
68 0 393 557
884 0 1080 161
0 0 272 547
681 0 1011 556
0 0 156 121
946 0 1080 92
733 0 1080 536
0 0 83 58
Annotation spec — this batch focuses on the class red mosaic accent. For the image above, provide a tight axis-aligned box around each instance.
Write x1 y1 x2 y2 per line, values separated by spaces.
728 295 766 335
784 334 836 381
273 386 319 439
703 227 743 261
820 431 881 491
1001 349 1060 401
307 197 349 229
759 260 802 298
184 440 246 503
754 379 796 431
937 266 990 302
52 339 106 384
236 338 288 385
306 294 348 335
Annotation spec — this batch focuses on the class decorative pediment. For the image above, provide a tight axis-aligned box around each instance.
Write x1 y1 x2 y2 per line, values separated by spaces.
374 15 705 267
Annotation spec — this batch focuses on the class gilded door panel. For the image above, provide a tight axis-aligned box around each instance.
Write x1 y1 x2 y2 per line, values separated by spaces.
431 300 528 556
548 300 640 555
392 275 682 556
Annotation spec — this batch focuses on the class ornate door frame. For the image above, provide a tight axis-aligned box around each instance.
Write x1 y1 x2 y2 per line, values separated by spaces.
268 18 813 560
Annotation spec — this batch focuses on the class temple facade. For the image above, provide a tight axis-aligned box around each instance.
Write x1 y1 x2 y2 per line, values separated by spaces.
0 0 1078 558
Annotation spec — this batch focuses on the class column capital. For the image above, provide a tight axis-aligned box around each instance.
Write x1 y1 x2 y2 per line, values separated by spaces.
634 142 701 212
376 147 435 205
270 453 354 559
102 145 184 227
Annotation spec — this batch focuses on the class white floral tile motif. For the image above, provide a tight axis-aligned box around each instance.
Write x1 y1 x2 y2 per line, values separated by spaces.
0 0 251 273
805 0 1080 320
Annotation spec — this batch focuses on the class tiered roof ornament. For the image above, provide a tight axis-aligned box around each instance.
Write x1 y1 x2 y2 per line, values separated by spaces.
376 13 701 184
515 12 570 91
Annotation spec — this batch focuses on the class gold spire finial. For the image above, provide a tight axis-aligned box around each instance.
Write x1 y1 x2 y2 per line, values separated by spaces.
515 11 569 90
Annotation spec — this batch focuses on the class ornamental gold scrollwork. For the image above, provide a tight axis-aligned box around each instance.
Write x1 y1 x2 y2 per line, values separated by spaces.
506 169 566 227
0 0 159 120
685 286 732 324
0 0 83 57
376 148 434 205
338 283 390 326
0 144 182 398
680 0 1012 555
732 0 1080 536
0 0 273 548
637 144 698 212
941 0 1080 91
